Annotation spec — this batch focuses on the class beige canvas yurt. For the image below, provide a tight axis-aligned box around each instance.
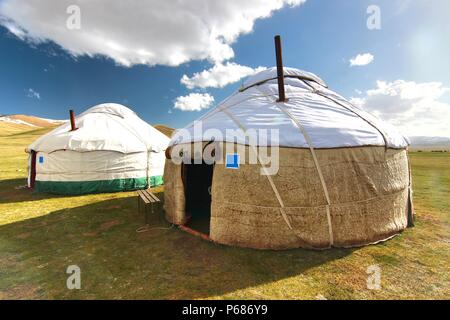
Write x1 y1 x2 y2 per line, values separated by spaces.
163 65 414 250
163 37 413 249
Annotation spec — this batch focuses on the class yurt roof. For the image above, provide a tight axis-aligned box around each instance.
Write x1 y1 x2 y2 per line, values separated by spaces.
170 67 409 149
28 103 170 153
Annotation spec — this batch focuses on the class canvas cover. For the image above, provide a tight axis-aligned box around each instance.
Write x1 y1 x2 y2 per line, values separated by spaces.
164 144 411 249
27 103 169 194
170 67 409 149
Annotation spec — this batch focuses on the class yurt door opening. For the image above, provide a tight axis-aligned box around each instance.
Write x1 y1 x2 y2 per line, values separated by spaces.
183 161 214 235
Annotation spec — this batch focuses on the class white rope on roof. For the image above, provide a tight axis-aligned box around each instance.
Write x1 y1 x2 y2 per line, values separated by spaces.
254 86 334 247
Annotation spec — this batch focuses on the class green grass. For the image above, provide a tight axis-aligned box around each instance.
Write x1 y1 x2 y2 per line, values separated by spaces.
0 127 449 299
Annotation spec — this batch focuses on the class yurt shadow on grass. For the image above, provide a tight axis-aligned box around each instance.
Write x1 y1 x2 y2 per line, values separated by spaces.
0 194 354 299
0 178 69 204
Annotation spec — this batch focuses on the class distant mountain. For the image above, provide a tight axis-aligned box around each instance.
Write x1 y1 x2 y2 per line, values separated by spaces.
408 136 450 150
0 114 67 128
409 136 450 146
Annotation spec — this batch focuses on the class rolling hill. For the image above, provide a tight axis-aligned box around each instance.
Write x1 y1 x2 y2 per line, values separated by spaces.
153 124 175 138
0 114 66 127
0 115 66 136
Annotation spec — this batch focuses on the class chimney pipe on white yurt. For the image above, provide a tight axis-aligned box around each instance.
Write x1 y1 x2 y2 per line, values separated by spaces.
69 109 77 131
274 35 286 102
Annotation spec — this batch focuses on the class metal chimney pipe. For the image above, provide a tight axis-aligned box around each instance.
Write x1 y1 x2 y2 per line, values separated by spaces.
274 35 286 102
69 110 77 131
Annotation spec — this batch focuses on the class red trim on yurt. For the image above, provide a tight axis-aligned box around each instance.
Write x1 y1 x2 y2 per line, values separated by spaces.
178 225 213 242
29 150 37 189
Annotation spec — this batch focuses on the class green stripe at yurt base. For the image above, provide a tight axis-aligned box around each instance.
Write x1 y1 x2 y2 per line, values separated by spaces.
149 175 164 187
35 176 163 195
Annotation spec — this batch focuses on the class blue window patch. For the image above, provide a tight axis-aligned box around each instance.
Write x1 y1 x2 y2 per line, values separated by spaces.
38 156 44 164
226 153 239 169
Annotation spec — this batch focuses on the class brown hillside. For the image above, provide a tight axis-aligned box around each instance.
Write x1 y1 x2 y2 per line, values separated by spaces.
8 115 61 127
0 121 31 135
154 124 175 138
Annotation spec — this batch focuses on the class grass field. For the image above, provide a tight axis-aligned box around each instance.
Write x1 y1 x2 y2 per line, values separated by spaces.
0 125 448 300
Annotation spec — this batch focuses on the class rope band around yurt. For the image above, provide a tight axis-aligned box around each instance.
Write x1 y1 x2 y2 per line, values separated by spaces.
218 107 295 231
251 86 335 247
219 89 335 247
274 103 335 247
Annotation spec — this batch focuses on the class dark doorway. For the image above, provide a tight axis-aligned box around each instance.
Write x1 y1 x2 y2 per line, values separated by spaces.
183 162 214 235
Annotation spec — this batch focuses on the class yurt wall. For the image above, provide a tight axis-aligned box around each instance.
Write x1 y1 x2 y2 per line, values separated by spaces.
164 142 410 249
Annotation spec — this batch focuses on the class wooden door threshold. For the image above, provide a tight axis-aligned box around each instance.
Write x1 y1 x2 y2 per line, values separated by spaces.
178 225 213 242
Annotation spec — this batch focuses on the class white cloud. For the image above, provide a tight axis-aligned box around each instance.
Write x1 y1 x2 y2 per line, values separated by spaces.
181 62 266 89
349 97 365 108
350 80 450 137
349 53 374 67
26 88 40 99
174 93 215 111
0 0 305 67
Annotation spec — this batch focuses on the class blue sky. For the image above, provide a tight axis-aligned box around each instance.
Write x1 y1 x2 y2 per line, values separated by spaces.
0 0 449 136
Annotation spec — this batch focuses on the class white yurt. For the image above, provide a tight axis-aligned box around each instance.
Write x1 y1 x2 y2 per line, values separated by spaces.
26 103 170 195
163 66 414 249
